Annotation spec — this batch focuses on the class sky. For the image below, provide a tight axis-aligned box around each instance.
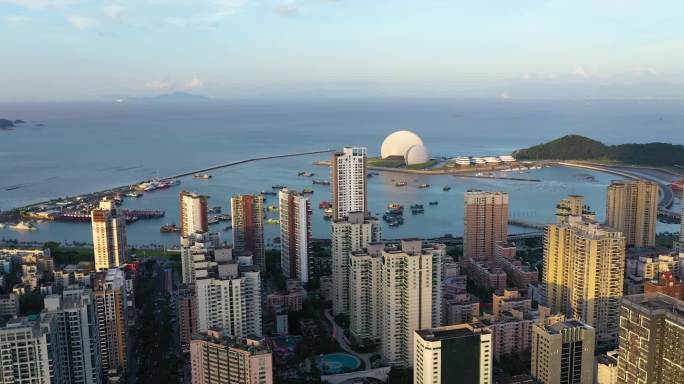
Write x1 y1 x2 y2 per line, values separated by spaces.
1 0 684 101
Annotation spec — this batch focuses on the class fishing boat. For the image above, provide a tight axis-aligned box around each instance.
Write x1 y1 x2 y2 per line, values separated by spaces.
297 171 314 177
193 173 212 179
395 181 408 187
312 179 331 186
429 201 439 206
160 224 180 233
442 186 451 191
410 204 424 214
418 183 430 189
302 188 314 194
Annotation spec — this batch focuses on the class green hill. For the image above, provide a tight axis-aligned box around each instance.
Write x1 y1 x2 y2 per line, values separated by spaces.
513 135 684 166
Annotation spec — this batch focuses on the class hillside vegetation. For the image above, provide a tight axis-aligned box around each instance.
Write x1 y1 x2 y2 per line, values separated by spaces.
513 135 684 166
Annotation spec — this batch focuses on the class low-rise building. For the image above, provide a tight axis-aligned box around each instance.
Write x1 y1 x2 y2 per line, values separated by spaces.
0 293 19 318
492 289 531 321
442 292 480 325
464 257 507 291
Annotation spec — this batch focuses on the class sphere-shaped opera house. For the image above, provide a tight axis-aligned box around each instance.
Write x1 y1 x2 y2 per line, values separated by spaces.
380 130 430 165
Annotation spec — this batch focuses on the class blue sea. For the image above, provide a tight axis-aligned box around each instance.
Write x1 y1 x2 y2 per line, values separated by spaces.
1 99 682 246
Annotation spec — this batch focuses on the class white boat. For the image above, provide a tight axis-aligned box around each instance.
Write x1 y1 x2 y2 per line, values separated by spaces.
9 222 37 231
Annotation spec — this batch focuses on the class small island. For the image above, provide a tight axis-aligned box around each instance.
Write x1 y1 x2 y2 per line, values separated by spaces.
513 134 684 167
0 118 14 130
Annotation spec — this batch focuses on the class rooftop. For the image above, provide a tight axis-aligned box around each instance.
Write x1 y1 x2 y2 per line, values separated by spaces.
546 319 591 334
415 323 489 341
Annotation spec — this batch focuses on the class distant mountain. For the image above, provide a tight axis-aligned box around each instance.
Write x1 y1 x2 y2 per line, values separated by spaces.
513 134 684 166
0 119 14 129
124 92 211 103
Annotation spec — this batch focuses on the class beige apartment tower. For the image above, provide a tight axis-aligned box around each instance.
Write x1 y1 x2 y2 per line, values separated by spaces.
180 191 209 237
331 146 368 221
531 319 595 384
231 194 265 269
91 198 127 271
617 293 684 384
606 179 659 248
543 195 625 343
331 211 380 316
190 329 273 384
463 190 509 260
279 189 312 283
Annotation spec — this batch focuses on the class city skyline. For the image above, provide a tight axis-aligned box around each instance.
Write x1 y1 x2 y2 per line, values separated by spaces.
2 0 684 101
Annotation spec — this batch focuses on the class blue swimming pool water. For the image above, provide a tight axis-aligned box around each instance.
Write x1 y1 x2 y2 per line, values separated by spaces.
318 353 361 374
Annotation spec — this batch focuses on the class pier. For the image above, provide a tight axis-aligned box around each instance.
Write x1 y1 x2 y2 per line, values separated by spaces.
455 175 541 182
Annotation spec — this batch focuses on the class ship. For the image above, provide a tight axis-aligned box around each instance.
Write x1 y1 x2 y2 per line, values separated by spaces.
418 183 430 189
312 179 331 186
411 204 424 214
160 224 180 233
261 190 277 196
208 206 222 214
395 181 408 187
319 201 331 209
9 222 37 231
323 208 333 220
126 191 143 198
272 184 287 190
266 218 280 225
297 171 314 177
193 173 212 179
267 205 279 212
302 188 314 194
208 216 220 225
442 186 451 191
429 201 439 206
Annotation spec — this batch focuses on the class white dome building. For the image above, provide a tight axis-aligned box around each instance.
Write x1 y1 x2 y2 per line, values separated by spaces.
380 130 430 165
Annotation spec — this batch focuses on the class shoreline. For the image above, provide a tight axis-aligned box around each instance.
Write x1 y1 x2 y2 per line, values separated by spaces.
0 149 335 221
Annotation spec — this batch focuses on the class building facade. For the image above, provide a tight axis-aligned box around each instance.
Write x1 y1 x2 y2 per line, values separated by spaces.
91 199 127 271
542 196 625 343
617 293 684 384
463 191 509 261
531 319 595 384
231 194 265 269
279 189 312 283
606 180 659 248
180 191 209 238
190 330 273 384
331 211 380 316
331 146 368 221
0 316 61 383
93 268 128 378
413 324 492 384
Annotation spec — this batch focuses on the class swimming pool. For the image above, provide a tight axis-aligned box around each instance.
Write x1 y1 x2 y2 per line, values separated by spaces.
318 353 362 374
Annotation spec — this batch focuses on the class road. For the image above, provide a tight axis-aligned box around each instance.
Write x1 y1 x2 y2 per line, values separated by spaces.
323 309 373 369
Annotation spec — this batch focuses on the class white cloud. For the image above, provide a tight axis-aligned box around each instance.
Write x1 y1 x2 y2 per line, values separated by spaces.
65 14 96 29
274 1 298 16
3 15 31 26
103 4 127 20
214 0 248 16
187 75 204 89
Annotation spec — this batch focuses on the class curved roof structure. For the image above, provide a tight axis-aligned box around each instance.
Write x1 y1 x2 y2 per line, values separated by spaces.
380 130 430 165
405 144 429 165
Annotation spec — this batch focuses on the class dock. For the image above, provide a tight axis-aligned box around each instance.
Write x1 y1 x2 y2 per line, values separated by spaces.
455 175 541 182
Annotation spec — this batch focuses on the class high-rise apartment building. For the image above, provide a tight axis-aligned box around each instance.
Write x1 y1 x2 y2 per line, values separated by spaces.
413 323 492 384
675 189 684 252
0 315 61 383
44 288 101 384
91 199 127 271
180 232 229 284
190 329 273 384
231 194 265 269
180 191 209 237
178 286 198 353
195 267 262 338
331 146 368 221
531 319 595 384
93 268 128 378
279 189 312 283
463 190 509 260
543 195 625 343
348 240 444 353
617 293 684 384
606 179 659 248
331 211 380 316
